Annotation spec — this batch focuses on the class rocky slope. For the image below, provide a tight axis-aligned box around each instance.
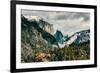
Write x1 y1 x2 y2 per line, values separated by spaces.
24 15 54 35
54 30 64 44
65 29 90 46
21 15 59 62
54 29 90 48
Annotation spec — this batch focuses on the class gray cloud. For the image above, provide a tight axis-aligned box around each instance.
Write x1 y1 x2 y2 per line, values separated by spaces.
49 12 90 22
21 10 90 36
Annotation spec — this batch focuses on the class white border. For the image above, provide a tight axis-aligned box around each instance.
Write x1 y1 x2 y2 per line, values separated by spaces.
16 4 94 69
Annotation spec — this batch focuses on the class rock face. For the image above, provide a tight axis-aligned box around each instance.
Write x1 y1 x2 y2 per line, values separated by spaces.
24 15 54 35
39 20 54 35
53 29 90 48
54 30 65 48
54 30 64 44
21 15 58 50
21 15 47 49
65 29 90 45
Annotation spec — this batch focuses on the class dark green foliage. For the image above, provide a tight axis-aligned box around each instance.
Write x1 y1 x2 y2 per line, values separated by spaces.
21 41 90 62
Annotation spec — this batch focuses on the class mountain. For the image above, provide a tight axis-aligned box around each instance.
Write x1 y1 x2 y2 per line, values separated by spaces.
21 15 60 62
54 30 64 44
21 15 58 50
21 15 90 62
63 35 69 42
24 15 54 35
65 29 90 46
54 29 90 48
21 15 90 49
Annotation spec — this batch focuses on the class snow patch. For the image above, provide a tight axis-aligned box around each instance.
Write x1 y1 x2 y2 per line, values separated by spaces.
66 34 78 45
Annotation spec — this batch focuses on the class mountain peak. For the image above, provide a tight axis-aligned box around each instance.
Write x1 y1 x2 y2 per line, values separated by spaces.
54 30 64 45
65 29 90 45
22 15 54 35
24 15 43 22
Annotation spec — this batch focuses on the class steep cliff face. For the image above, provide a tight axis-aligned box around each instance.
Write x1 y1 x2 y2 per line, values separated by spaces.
54 30 64 44
24 15 54 35
39 20 54 35
21 15 48 50
21 15 57 49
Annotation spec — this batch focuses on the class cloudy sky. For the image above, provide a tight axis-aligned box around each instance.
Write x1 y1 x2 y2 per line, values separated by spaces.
21 10 90 36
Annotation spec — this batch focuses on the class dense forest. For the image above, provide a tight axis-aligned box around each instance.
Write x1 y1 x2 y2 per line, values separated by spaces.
21 41 90 63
